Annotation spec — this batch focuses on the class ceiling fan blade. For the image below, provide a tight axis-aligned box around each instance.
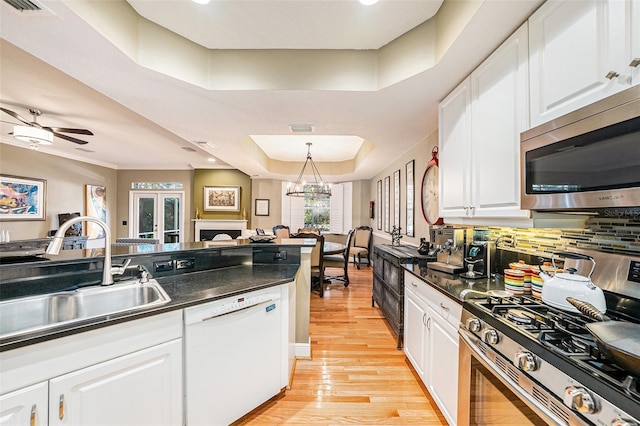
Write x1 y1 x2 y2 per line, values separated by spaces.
45 127 94 136
0 107 32 125
53 132 89 145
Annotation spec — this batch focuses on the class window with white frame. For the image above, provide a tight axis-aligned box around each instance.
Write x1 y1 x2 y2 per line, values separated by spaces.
281 182 352 234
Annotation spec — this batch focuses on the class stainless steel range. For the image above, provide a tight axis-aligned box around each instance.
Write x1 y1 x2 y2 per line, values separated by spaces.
458 250 640 426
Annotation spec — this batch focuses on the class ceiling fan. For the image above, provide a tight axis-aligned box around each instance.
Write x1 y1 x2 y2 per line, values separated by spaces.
1 106 93 145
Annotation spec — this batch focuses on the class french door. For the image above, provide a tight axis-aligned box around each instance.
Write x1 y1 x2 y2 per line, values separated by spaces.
129 191 184 243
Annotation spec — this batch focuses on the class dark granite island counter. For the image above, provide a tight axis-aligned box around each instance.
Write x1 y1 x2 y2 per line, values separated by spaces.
0 238 315 353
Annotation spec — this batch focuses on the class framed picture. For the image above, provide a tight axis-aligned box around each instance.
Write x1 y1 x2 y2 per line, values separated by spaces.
376 180 382 230
384 176 390 233
393 169 401 229
255 199 270 216
85 185 107 238
405 160 415 237
204 186 240 211
0 174 46 221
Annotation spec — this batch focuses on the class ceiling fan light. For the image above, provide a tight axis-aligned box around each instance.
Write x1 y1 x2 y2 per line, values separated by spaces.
14 125 53 145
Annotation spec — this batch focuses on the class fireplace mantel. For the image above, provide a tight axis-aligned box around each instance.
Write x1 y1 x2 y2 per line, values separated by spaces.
193 220 247 242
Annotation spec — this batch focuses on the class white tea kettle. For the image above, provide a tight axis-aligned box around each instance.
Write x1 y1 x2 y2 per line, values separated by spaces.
540 252 606 314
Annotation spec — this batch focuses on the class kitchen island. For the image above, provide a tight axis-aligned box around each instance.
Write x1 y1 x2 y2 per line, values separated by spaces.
0 239 313 426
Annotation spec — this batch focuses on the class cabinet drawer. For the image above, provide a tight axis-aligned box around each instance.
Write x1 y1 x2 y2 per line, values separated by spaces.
404 272 462 330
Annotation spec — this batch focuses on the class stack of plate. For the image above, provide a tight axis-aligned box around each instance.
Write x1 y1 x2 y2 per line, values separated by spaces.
509 261 532 293
504 269 525 294
530 268 544 298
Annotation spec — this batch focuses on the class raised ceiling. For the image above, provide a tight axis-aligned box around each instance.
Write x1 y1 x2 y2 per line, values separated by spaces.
0 0 543 181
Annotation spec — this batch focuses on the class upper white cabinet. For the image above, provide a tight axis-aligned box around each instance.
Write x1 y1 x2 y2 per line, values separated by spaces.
439 24 530 221
529 0 638 127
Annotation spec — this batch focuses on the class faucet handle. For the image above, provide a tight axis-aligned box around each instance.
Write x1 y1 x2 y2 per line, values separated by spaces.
110 258 132 276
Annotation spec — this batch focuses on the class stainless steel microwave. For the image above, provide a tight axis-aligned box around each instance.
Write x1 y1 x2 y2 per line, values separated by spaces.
520 85 640 211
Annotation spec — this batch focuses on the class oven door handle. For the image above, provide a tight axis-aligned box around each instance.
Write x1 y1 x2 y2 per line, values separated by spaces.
458 327 578 426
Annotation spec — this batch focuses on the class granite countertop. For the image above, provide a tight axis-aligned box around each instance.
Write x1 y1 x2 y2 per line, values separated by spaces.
404 263 507 303
0 262 299 352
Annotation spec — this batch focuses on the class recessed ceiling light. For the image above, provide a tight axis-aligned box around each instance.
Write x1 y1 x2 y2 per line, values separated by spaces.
192 0 210 4
359 0 378 4
289 124 314 133
196 141 217 149
207 158 216 162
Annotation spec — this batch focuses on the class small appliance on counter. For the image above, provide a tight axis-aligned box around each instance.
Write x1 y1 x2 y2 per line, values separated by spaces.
427 228 466 274
461 241 495 279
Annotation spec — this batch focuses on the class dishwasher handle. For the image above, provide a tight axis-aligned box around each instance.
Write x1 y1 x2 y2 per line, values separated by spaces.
200 298 273 322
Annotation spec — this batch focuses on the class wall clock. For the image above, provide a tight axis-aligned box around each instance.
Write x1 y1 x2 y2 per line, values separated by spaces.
421 146 444 225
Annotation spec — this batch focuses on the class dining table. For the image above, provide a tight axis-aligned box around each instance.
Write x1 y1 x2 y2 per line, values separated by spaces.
323 242 345 255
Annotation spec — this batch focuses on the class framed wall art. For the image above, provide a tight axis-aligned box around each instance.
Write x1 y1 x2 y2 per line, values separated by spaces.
405 160 415 237
85 185 107 238
393 169 400 229
254 199 270 216
376 180 382 230
204 186 240 211
0 174 46 221
384 176 390 233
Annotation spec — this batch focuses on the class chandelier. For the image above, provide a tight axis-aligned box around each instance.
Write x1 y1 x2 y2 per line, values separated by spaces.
286 142 331 198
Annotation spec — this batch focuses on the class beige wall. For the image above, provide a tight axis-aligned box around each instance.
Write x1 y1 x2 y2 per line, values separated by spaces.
193 169 252 228
369 129 438 246
116 169 194 240
0 143 118 241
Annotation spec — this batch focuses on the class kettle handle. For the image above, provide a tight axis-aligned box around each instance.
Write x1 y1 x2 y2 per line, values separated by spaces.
551 252 596 278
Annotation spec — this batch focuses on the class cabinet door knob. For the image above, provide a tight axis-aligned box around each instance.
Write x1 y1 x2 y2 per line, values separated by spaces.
629 58 640 68
30 404 37 426
439 302 449 312
605 71 620 80
426 316 432 330
59 394 65 420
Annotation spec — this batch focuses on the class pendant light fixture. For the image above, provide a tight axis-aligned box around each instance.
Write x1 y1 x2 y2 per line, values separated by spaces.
286 142 331 198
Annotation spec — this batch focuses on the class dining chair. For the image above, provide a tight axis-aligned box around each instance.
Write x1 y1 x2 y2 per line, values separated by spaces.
297 227 320 235
351 226 373 269
323 229 353 287
272 225 290 239
292 232 325 297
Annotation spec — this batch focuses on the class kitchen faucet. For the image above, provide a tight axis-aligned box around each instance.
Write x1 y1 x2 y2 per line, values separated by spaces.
45 215 130 285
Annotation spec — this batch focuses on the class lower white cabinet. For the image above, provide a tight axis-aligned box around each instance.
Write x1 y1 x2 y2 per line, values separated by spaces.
49 340 182 426
0 311 183 426
404 271 461 426
0 382 48 426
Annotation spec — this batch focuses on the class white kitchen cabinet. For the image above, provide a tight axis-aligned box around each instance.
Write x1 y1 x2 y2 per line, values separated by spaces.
0 311 183 426
0 382 48 426
404 271 461 426
529 0 636 127
632 0 640 85
439 76 472 219
49 339 182 426
439 23 529 222
404 286 428 378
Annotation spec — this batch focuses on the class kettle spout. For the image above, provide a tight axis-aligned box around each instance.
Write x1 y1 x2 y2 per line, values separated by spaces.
538 265 552 283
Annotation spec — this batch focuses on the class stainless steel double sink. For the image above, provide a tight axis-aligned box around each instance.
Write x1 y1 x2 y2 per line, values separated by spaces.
0 279 171 340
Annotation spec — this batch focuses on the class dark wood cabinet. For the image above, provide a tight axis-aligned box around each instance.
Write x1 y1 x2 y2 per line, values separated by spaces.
372 244 433 349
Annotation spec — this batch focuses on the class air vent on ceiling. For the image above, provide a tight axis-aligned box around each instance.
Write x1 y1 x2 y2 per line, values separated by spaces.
289 124 314 133
182 146 197 152
4 0 41 11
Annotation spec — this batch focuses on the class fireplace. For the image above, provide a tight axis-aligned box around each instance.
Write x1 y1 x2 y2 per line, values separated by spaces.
193 220 247 242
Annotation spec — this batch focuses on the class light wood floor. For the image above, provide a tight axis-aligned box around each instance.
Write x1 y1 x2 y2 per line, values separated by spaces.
235 264 448 425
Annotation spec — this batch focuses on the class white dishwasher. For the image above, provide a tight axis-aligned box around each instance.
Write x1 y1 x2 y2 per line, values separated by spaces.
184 285 286 426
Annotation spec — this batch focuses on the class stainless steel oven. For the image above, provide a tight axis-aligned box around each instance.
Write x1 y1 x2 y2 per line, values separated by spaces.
520 85 640 211
458 311 585 426
458 290 640 426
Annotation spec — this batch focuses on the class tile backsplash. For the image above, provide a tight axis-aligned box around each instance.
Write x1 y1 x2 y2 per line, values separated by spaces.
475 216 640 257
